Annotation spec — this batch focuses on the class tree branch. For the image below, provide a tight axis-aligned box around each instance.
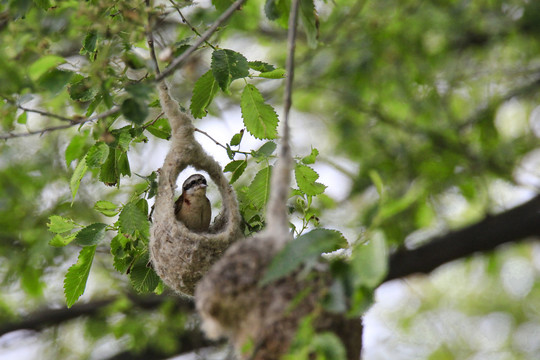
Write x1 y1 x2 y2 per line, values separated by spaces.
384 194 540 283
168 0 217 50
155 0 247 82
0 107 120 140
0 294 193 336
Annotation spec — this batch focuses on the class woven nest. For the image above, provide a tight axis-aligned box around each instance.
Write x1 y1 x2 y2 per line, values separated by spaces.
149 83 243 296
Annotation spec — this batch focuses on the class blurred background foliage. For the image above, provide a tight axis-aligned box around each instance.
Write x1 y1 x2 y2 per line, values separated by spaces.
1 0 540 359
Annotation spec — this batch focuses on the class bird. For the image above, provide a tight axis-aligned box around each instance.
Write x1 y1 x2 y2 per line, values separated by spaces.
174 174 212 232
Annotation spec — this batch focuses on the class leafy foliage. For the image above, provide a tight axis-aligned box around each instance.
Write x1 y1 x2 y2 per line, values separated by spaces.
2 0 540 358
241 84 279 139
64 246 97 308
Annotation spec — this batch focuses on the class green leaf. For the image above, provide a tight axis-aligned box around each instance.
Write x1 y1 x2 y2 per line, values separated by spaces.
49 233 77 247
211 49 250 91
258 68 286 79
117 151 131 177
70 157 88 201
47 215 76 234
17 112 27 124
85 142 110 168
121 98 148 125
351 231 388 288
224 160 247 184
248 166 272 209
264 0 289 26
68 75 96 102
261 229 347 285
126 83 153 99
145 118 171 139
64 245 96 308
33 0 52 10
248 61 276 72
99 149 118 186
119 202 149 236
212 0 234 11
28 55 65 81
241 84 279 139
111 234 131 273
94 200 118 217
129 253 160 293
299 0 319 48
295 164 326 196
369 170 384 197
301 148 319 164
75 223 107 246
65 133 87 167
252 141 277 159
230 130 244 146
190 70 219 119
81 30 98 55
37 69 73 94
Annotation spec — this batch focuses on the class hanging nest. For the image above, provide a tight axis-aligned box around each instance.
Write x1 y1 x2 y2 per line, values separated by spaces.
149 82 243 296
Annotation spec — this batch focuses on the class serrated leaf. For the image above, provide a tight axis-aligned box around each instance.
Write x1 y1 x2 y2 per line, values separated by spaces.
248 61 276 72
111 234 131 273
86 142 110 168
99 149 118 186
299 0 319 48
190 70 219 119
66 133 87 167
94 200 118 217
230 130 244 146
301 148 319 164
28 55 65 81
48 215 76 234
70 157 88 201
252 141 277 159
119 202 149 236
117 151 131 177
121 98 148 125
81 30 98 55
211 49 249 91
295 164 326 196
264 0 289 26
248 166 272 209
351 231 388 288
258 68 286 79
75 223 107 246
261 229 347 285
145 118 171 139
241 84 278 139
49 233 77 247
68 75 96 102
224 160 247 184
64 245 96 308
130 253 160 293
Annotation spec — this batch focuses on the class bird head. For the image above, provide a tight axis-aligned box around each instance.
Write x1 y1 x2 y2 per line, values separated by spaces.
182 174 208 196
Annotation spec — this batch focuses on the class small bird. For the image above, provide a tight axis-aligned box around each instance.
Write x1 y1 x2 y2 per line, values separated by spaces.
175 174 212 232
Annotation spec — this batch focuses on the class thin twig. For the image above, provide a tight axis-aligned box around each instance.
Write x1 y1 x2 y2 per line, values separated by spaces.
0 107 120 140
0 96 75 122
282 0 301 140
142 111 165 130
155 0 247 82
145 0 161 75
168 0 217 50
194 127 250 155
